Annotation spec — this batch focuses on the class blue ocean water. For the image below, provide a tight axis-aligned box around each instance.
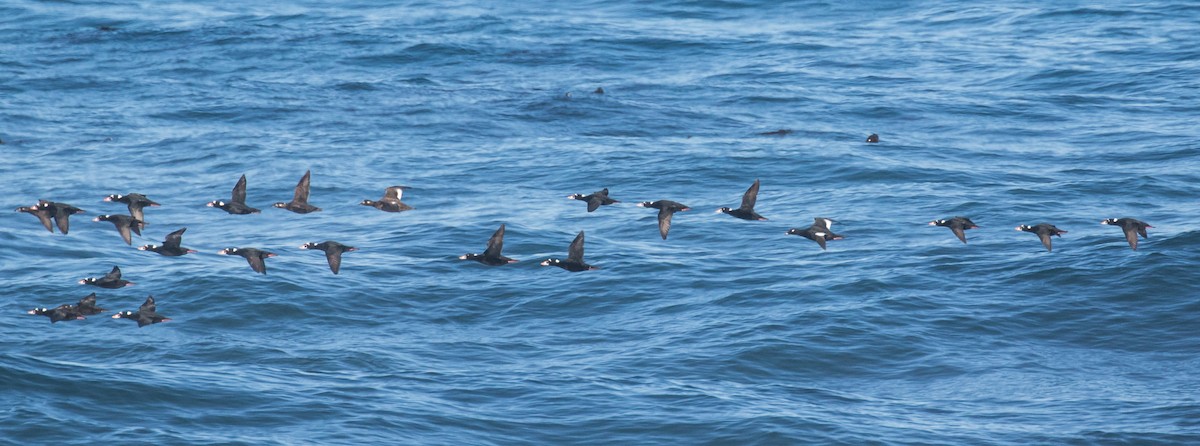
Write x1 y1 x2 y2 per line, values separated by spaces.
3 0 1199 444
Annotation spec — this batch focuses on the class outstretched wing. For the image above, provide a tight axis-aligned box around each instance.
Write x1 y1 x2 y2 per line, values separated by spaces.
128 205 146 223
1038 232 1054 252
78 293 97 308
484 224 506 258
117 221 134 245
163 228 186 248
293 170 312 203
139 295 157 313
383 186 408 202
813 231 828 250
567 231 586 262
951 225 968 244
1122 226 1139 250
53 207 73 234
103 266 123 281
657 208 675 240
232 174 249 204
325 250 343 274
25 207 54 232
247 254 268 274
739 179 760 211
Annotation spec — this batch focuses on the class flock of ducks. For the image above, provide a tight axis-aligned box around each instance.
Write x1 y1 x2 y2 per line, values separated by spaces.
18 145 1155 327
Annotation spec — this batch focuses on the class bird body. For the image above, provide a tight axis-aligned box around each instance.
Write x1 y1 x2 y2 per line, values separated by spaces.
568 188 619 212
361 186 413 212
104 193 159 223
208 174 261 214
218 247 277 274
541 230 598 271
1101 218 1151 250
273 170 321 213
929 216 980 244
139 228 197 256
300 241 357 274
93 214 145 245
79 266 134 288
112 295 171 327
1015 223 1067 252
718 179 767 221
35 200 85 234
638 200 691 240
786 217 844 250
460 224 518 265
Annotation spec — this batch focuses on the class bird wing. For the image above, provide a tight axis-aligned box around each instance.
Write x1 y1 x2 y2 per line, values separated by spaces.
103 266 123 281
739 179 760 210
232 174 249 204
1038 232 1053 252
483 224 506 258
586 197 602 212
383 186 408 201
809 229 828 250
951 224 968 244
53 209 72 234
117 221 133 245
247 253 268 274
293 170 312 203
139 295 156 313
325 250 342 274
567 231 586 262
78 293 97 308
163 228 186 248
32 209 54 232
244 250 271 275
128 205 146 223
657 207 675 240
1123 226 1139 250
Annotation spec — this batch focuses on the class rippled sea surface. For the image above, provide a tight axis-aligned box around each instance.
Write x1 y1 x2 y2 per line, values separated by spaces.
3 1 1199 444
